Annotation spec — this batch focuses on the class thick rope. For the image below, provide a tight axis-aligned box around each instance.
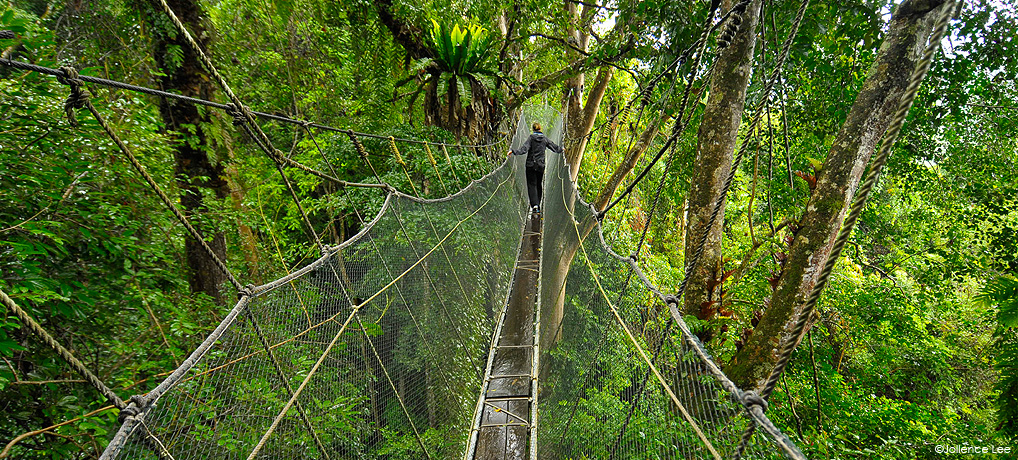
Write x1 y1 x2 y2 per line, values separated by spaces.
77 86 244 291
2 286 177 460
389 136 422 197
0 289 125 408
0 59 498 149
440 144 461 184
761 0 957 407
733 1 957 457
424 144 451 195
152 0 332 262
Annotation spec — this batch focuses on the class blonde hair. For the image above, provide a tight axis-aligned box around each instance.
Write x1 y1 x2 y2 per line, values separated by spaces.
532 122 542 132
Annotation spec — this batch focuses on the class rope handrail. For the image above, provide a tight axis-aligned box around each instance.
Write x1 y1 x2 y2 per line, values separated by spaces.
0 58 506 149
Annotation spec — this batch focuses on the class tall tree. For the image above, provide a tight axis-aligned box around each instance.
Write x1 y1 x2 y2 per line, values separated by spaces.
142 0 230 304
560 0 613 179
725 0 952 389
683 0 763 331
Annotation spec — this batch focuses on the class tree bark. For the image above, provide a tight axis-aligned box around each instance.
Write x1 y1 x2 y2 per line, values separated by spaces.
725 0 949 389
683 0 763 327
564 66 613 179
146 0 231 304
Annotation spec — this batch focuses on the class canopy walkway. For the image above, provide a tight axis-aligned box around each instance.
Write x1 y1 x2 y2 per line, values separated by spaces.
89 149 802 460
0 0 957 456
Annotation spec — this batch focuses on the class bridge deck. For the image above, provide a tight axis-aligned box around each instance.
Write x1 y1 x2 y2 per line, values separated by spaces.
468 214 541 460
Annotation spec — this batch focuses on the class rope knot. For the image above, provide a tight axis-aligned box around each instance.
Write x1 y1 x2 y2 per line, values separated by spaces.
741 390 768 412
717 0 750 50
117 394 148 422
663 294 680 306
237 284 256 300
227 103 250 126
57 66 89 126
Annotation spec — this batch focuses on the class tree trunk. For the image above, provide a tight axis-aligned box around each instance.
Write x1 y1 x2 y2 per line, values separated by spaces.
565 67 613 179
225 161 261 285
725 0 949 390
146 0 230 304
683 0 763 327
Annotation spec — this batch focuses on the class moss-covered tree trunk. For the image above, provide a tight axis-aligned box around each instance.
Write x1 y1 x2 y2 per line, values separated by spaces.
683 0 762 330
725 0 950 389
146 0 230 304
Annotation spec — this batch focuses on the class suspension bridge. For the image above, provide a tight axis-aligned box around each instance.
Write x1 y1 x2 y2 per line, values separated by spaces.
0 0 957 457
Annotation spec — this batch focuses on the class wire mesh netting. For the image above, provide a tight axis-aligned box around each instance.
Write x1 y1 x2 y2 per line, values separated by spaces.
535 151 797 460
102 155 529 459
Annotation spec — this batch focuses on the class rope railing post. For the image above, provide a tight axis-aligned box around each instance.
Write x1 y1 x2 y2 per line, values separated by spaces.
424 144 451 196
389 136 422 197
440 144 461 185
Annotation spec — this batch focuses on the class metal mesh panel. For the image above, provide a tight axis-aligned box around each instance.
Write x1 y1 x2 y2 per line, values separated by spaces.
104 156 529 459
535 151 793 460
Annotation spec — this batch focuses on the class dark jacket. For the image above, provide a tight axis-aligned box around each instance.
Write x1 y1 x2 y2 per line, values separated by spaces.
513 132 562 169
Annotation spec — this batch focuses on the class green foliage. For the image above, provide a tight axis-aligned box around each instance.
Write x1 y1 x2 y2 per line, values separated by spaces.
979 275 1018 440
427 20 494 78
1 0 1016 457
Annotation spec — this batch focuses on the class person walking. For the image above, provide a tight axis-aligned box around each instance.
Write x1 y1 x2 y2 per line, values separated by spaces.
511 122 562 214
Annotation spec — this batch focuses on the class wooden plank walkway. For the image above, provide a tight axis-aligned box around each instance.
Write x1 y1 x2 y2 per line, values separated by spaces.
466 214 542 460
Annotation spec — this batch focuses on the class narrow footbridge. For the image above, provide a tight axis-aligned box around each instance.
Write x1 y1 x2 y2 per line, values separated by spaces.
94 150 803 460
2 0 957 453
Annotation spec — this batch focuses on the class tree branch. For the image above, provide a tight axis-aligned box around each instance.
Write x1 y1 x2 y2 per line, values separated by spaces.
0 405 116 459
373 0 433 59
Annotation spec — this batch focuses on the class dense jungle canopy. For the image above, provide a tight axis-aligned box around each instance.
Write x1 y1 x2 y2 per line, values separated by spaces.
1 0 1016 458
